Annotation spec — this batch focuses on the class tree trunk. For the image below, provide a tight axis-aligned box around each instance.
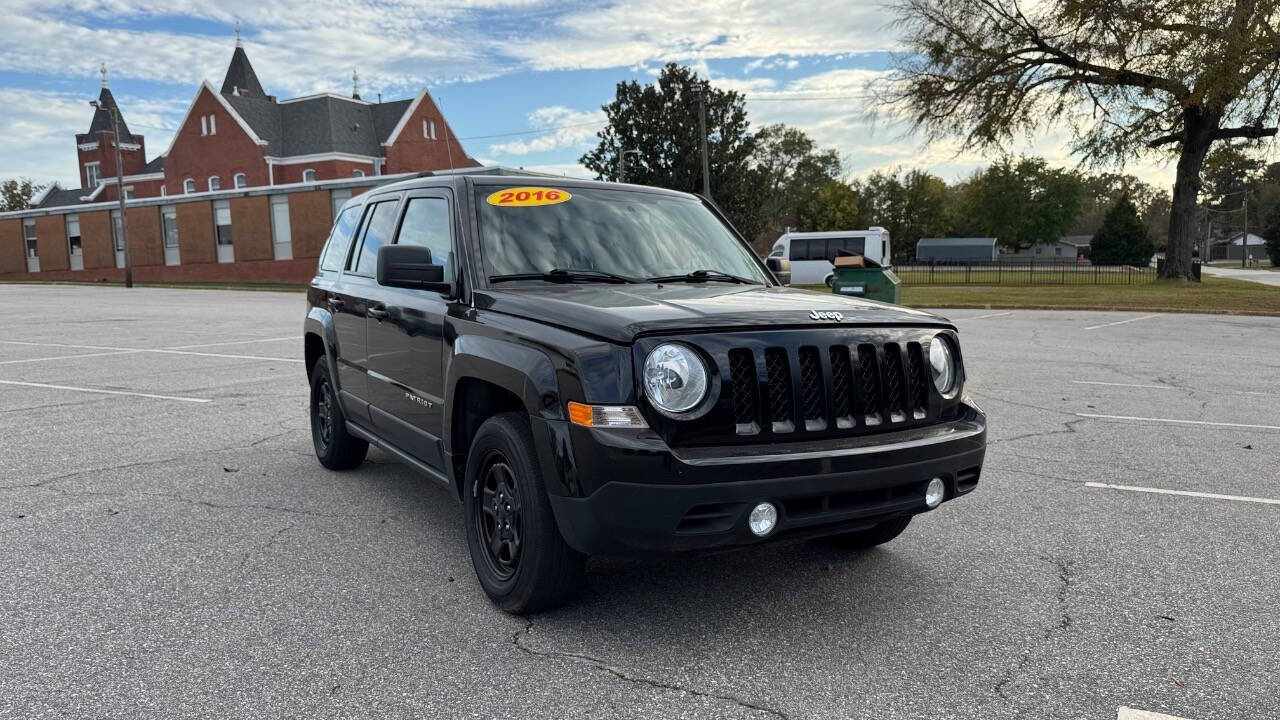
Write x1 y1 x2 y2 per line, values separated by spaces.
1162 117 1216 280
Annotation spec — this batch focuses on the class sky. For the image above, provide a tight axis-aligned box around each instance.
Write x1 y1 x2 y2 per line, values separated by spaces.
0 0 1211 192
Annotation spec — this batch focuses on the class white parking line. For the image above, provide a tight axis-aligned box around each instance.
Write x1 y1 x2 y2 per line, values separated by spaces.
955 311 1014 321
1087 482 1280 506
1072 380 1177 391
0 339 302 364
167 335 296 350
0 379 212 403
1118 708 1193 720
1084 314 1160 330
0 350 139 366
1076 412 1280 431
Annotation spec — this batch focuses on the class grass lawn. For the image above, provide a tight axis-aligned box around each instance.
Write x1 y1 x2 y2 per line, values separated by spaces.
798 276 1280 315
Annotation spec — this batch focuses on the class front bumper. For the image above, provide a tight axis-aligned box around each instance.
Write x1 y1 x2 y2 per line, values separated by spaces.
547 405 986 555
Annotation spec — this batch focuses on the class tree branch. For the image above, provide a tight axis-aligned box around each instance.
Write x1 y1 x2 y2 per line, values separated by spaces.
1213 125 1279 140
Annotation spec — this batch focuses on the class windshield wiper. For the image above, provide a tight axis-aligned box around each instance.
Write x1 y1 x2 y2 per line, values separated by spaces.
489 268 639 284
646 269 759 285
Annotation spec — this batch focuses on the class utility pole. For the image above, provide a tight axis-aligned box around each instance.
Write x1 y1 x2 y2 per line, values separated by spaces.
697 83 711 199
91 73 131 288
1242 192 1249 268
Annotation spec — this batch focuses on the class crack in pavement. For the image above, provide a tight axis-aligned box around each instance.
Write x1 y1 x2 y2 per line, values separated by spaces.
993 555 1075 701
993 418 1087 445
512 618 790 719
237 524 295 571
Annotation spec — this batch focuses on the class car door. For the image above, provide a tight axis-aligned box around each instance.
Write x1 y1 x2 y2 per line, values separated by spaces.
332 194 403 412
364 189 455 470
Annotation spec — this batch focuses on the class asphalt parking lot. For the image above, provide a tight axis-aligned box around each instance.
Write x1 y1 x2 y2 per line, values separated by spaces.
1 284 1278 720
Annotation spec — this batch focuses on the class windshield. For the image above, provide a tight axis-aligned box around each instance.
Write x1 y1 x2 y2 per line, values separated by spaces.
475 185 770 284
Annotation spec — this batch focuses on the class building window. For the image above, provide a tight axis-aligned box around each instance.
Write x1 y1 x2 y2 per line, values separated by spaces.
209 114 216 134
302 169 317 183
270 195 292 260
208 176 221 191
423 119 437 140
183 178 195 194
430 120 437 140
162 207 179 249
233 172 247 188
111 210 124 251
85 162 102 187
124 186 135 200
23 219 37 258
1055 246 1062 256
214 200 233 263
201 116 208 136
331 189 352 220
353 169 365 178
66 215 82 255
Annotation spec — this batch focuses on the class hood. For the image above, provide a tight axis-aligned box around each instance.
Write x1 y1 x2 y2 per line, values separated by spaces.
473 283 951 343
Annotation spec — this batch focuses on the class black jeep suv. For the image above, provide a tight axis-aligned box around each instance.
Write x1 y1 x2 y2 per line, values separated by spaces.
304 172 986 612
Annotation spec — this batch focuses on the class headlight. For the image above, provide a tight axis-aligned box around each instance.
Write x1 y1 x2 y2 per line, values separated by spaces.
643 343 709 415
929 336 957 395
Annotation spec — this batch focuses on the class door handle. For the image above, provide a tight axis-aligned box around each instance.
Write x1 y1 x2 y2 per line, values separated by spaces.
367 306 390 321
327 296 345 308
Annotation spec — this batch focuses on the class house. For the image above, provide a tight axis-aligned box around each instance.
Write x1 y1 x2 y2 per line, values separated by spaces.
36 29 476 209
1002 235 1091 260
1210 232 1267 261
916 237 999 262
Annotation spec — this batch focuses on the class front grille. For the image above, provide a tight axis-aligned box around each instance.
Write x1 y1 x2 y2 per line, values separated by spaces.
728 341 933 438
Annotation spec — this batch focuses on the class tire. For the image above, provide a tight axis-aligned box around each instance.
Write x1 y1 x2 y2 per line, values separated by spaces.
464 412 585 613
824 275 834 288
309 360 368 470
823 516 912 550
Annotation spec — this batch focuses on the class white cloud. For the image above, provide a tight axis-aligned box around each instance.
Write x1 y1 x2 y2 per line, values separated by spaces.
488 106 604 157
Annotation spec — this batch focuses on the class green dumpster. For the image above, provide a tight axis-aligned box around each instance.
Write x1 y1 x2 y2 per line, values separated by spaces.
831 265 901 304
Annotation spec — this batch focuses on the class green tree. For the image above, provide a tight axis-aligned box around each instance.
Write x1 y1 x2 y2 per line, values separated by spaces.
1 178 42 212
796 181 860 231
1091 197 1156 265
749 124 843 246
952 157 1084 251
1073 173 1170 247
1263 203 1280 265
887 0 1280 280
581 64 761 240
855 168 951 264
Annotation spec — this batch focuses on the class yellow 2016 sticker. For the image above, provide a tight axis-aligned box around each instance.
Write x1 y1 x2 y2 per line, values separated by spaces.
486 187 572 207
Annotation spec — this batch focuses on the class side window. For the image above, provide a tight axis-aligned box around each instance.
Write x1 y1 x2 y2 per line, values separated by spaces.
829 237 865 259
353 200 399 274
320 206 361 272
396 197 452 276
789 239 807 261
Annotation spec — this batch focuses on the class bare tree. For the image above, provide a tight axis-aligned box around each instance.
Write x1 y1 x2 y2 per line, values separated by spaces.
886 0 1280 279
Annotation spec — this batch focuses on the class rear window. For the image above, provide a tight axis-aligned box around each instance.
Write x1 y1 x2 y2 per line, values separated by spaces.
319 206 360 272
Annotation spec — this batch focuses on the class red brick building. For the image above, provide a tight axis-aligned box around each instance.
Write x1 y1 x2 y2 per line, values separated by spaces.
36 36 476 208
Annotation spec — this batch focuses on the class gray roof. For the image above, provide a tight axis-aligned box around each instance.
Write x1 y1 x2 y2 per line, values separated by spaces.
917 237 998 247
142 155 165 173
227 92 414 158
37 186 89 208
220 46 266 97
77 87 137 144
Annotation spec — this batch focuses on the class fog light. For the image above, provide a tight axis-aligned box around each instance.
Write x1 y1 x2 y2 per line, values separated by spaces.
925 477 946 508
748 502 777 536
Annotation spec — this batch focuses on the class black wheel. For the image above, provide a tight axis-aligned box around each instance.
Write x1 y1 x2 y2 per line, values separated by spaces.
309 360 368 470
464 412 585 613
824 516 912 550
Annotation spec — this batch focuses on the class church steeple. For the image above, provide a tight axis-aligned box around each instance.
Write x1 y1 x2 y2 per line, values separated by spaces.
86 64 135 143
220 25 265 97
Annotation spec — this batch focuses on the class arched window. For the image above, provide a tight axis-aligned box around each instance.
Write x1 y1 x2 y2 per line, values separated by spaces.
208 176 221 191
233 173 247 188
352 169 365 178
183 179 195 194
302 169 317 183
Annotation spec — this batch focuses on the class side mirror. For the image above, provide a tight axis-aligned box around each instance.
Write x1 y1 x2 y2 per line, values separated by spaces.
377 244 451 293
765 257 791 286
